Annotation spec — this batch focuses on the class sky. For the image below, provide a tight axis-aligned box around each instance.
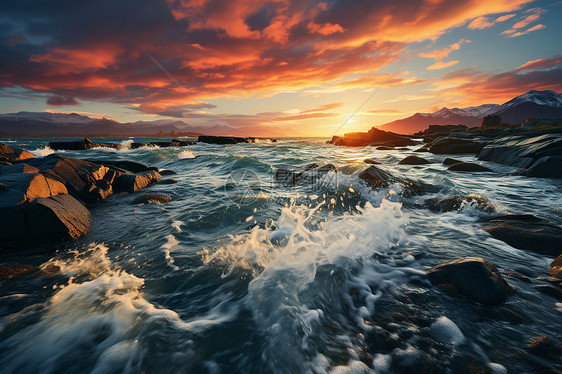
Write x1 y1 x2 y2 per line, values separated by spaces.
0 0 561 136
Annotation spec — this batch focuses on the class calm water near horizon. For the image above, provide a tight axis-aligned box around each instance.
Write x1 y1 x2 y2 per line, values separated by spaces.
0 137 561 373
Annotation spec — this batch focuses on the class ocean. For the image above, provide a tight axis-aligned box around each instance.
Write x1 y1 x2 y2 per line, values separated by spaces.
0 137 561 373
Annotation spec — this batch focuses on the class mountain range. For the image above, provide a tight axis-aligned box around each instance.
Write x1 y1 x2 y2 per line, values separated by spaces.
379 90 562 134
1 90 561 137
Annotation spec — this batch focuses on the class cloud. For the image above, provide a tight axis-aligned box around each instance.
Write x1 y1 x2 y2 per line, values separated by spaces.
427 60 459 70
507 24 546 38
46 95 80 106
517 56 562 70
367 109 404 115
468 13 515 29
0 0 535 122
419 39 470 60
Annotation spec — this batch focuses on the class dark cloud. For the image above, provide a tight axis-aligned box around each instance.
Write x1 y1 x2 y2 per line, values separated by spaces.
46 95 80 106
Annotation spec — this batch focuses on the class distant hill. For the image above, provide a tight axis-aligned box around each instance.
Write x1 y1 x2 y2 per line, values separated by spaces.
0 112 233 137
379 90 562 134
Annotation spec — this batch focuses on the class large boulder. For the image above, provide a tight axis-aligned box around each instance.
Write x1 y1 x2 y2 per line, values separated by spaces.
0 172 68 207
0 142 36 161
442 158 462 165
424 195 494 213
86 159 153 173
115 170 161 192
447 162 492 172
429 137 482 154
399 155 431 165
0 194 90 247
328 128 415 147
198 135 253 144
427 257 513 305
358 165 395 188
515 156 562 178
49 138 119 151
483 215 562 256
0 163 39 174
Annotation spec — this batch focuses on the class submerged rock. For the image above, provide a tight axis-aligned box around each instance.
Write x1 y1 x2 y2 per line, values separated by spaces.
425 195 494 213
198 135 254 144
363 159 381 164
358 165 395 188
427 257 513 305
0 263 36 279
447 162 492 172
483 214 562 256
159 169 177 176
399 155 431 165
158 178 178 184
131 193 171 204
442 158 462 165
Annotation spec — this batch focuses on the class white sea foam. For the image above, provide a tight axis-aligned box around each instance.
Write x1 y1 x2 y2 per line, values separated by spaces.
430 316 465 345
162 234 180 271
172 220 184 233
178 149 195 159
118 139 134 150
0 243 238 373
201 199 416 372
30 146 55 157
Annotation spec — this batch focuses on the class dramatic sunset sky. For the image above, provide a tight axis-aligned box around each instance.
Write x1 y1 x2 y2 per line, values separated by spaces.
1 0 561 136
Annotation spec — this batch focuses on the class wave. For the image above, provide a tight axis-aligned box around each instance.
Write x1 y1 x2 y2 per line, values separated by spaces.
30 146 55 157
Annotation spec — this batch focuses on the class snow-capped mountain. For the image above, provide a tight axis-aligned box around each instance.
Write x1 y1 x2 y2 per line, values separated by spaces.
380 90 562 134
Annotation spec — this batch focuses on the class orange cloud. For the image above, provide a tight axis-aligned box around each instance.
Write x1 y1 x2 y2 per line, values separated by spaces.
307 22 345 35
419 39 470 60
427 60 459 70
517 56 562 70
508 24 546 38
468 13 515 29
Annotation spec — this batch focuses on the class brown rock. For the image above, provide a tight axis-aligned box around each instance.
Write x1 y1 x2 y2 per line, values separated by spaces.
158 178 178 184
0 142 36 161
0 264 36 279
116 170 161 192
448 162 492 172
550 254 562 278
363 159 381 165
442 158 462 165
399 155 431 165
131 193 171 204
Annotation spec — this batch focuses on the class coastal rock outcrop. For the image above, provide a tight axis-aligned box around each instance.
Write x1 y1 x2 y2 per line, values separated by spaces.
442 158 462 165
0 142 36 161
429 137 482 154
427 257 513 305
425 195 494 213
358 165 395 188
198 135 275 144
483 215 562 256
115 170 161 193
328 128 415 147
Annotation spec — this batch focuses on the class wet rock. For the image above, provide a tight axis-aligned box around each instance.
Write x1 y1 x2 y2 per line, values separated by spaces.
414 147 430 152
359 165 395 188
551 255 562 278
158 178 178 184
526 336 562 358
115 170 161 193
363 159 381 164
0 142 36 161
198 135 254 144
506 272 532 283
131 193 171 204
399 156 431 165
442 158 462 165
159 169 177 176
376 146 394 150
275 163 336 188
49 138 118 151
86 159 152 173
534 284 562 300
0 264 36 279
328 128 415 147
0 163 39 174
424 195 494 213
447 162 492 172
499 307 523 325
427 257 513 305
429 137 482 154
515 156 562 178
483 214 562 256
1 194 91 247
0 172 68 206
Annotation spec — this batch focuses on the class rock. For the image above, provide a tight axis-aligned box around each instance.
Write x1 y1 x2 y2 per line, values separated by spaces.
515 156 562 178
551 255 562 278
198 135 254 144
115 170 161 192
447 162 492 172
415 124 469 137
0 163 39 174
414 147 430 152
429 137 482 154
275 164 336 188
158 178 178 184
424 195 494 213
442 158 462 165
49 138 118 151
159 169 177 176
534 284 562 300
328 128 415 147
359 165 395 188
0 142 36 161
86 159 152 173
526 336 562 358
0 172 68 207
399 156 431 165
427 257 513 305
376 146 394 150
481 115 502 129
0 264 36 279
363 159 381 164
0 194 91 247
483 214 562 256
131 193 171 204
